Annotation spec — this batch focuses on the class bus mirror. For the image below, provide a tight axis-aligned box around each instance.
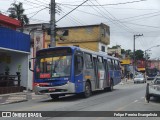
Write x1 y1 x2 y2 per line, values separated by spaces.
29 61 31 69
29 58 35 72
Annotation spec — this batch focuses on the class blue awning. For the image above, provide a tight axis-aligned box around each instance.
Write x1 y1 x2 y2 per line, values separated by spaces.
0 27 30 52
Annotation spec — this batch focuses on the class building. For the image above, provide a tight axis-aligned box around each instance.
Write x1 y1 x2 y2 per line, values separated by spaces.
137 60 145 72
147 60 160 70
24 23 110 52
0 14 21 30
48 23 110 52
107 46 121 57
0 14 30 94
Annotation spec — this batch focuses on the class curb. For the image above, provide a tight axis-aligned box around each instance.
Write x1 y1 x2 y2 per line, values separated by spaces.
0 99 28 105
0 92 29 105
120 80 134 85
0 92 49 105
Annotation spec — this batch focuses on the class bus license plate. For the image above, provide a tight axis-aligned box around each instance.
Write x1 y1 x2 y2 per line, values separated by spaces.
49 88 56 92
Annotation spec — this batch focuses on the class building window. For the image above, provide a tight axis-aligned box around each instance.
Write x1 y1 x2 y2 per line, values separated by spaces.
63 30 69 36
101 46 105 52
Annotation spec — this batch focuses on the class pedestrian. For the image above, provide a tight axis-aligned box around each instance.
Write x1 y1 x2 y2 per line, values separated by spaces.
130 73 133 79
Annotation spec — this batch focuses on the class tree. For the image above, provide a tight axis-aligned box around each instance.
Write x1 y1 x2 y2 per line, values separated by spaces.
110 45 121 49
7 2 29 26
121 49 132 58
135 50 144 60
121 49 125 54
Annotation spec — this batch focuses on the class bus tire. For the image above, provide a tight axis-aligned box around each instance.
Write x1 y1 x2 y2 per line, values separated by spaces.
50 94 59 100
83 82 92 98
108 80 113 91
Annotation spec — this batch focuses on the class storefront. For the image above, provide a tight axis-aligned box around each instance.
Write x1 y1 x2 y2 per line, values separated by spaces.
0 26 30 94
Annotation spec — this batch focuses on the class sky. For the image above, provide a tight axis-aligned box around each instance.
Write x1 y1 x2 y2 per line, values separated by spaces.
1 0 160 59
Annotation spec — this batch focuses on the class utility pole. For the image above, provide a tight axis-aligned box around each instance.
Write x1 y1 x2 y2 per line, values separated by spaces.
133 34 143 77
145 50 147 74
50 0 56 47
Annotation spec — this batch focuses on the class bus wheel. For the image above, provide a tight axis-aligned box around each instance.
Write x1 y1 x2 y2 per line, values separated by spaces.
108 80 113 91
83 82 92 98
50 94 59 100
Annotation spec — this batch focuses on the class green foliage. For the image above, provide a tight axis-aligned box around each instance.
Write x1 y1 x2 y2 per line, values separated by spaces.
121 49 125 54
135 50 144 60
7 2 29 25
121 49 144 60
110 45 121 49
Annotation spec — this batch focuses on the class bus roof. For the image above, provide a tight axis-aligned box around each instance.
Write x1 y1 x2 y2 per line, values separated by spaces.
37 46 119 60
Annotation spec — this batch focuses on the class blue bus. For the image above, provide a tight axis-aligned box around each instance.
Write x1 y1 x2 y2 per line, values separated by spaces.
29 46 121 99
146 68 158 80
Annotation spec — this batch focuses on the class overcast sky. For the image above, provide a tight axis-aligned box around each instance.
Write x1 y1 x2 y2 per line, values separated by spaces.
1 0 160 59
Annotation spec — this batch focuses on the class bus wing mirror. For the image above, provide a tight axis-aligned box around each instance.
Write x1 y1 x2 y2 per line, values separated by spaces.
29 58 35 72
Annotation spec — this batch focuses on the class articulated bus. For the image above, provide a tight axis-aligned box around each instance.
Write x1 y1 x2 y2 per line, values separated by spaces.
30 46 121 99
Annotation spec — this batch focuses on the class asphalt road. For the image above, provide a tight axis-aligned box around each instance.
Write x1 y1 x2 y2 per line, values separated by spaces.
0 82 160 120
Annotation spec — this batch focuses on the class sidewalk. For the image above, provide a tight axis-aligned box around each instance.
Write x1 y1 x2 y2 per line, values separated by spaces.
0 91 48 105
120 78 134 85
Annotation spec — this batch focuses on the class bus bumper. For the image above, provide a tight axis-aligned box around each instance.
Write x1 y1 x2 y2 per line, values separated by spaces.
34 82 75 95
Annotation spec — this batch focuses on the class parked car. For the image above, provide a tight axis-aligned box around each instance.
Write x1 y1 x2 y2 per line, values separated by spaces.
134 74 146 84
145 75 160 103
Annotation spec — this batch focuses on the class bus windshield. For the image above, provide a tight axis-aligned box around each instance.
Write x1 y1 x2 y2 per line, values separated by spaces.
36 55 72 78
147 68 157 76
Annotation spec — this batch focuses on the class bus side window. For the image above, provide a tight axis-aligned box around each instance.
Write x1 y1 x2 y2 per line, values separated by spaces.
108 59 113 70
85 53 93 69
75 55 83 75
111 59 115 70
107 59 111 70
117 61 121 70
97 56 104 71
112 60 116 70
114 60 118 70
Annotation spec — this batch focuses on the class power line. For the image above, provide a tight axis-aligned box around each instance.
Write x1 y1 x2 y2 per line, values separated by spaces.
26 7 48 15
25 0 48 7
58 0 147 6
88 0 136 34
30 18 49 22
87 0 142 49
101 7 159 11
119 11 160 21
60 10 84 26
60 4 104 18
94 0 137 33
123 22 160 29
33 0 49 6
25 5 48 10
56 0 89 23
28 7 48 18
95 0 143 46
